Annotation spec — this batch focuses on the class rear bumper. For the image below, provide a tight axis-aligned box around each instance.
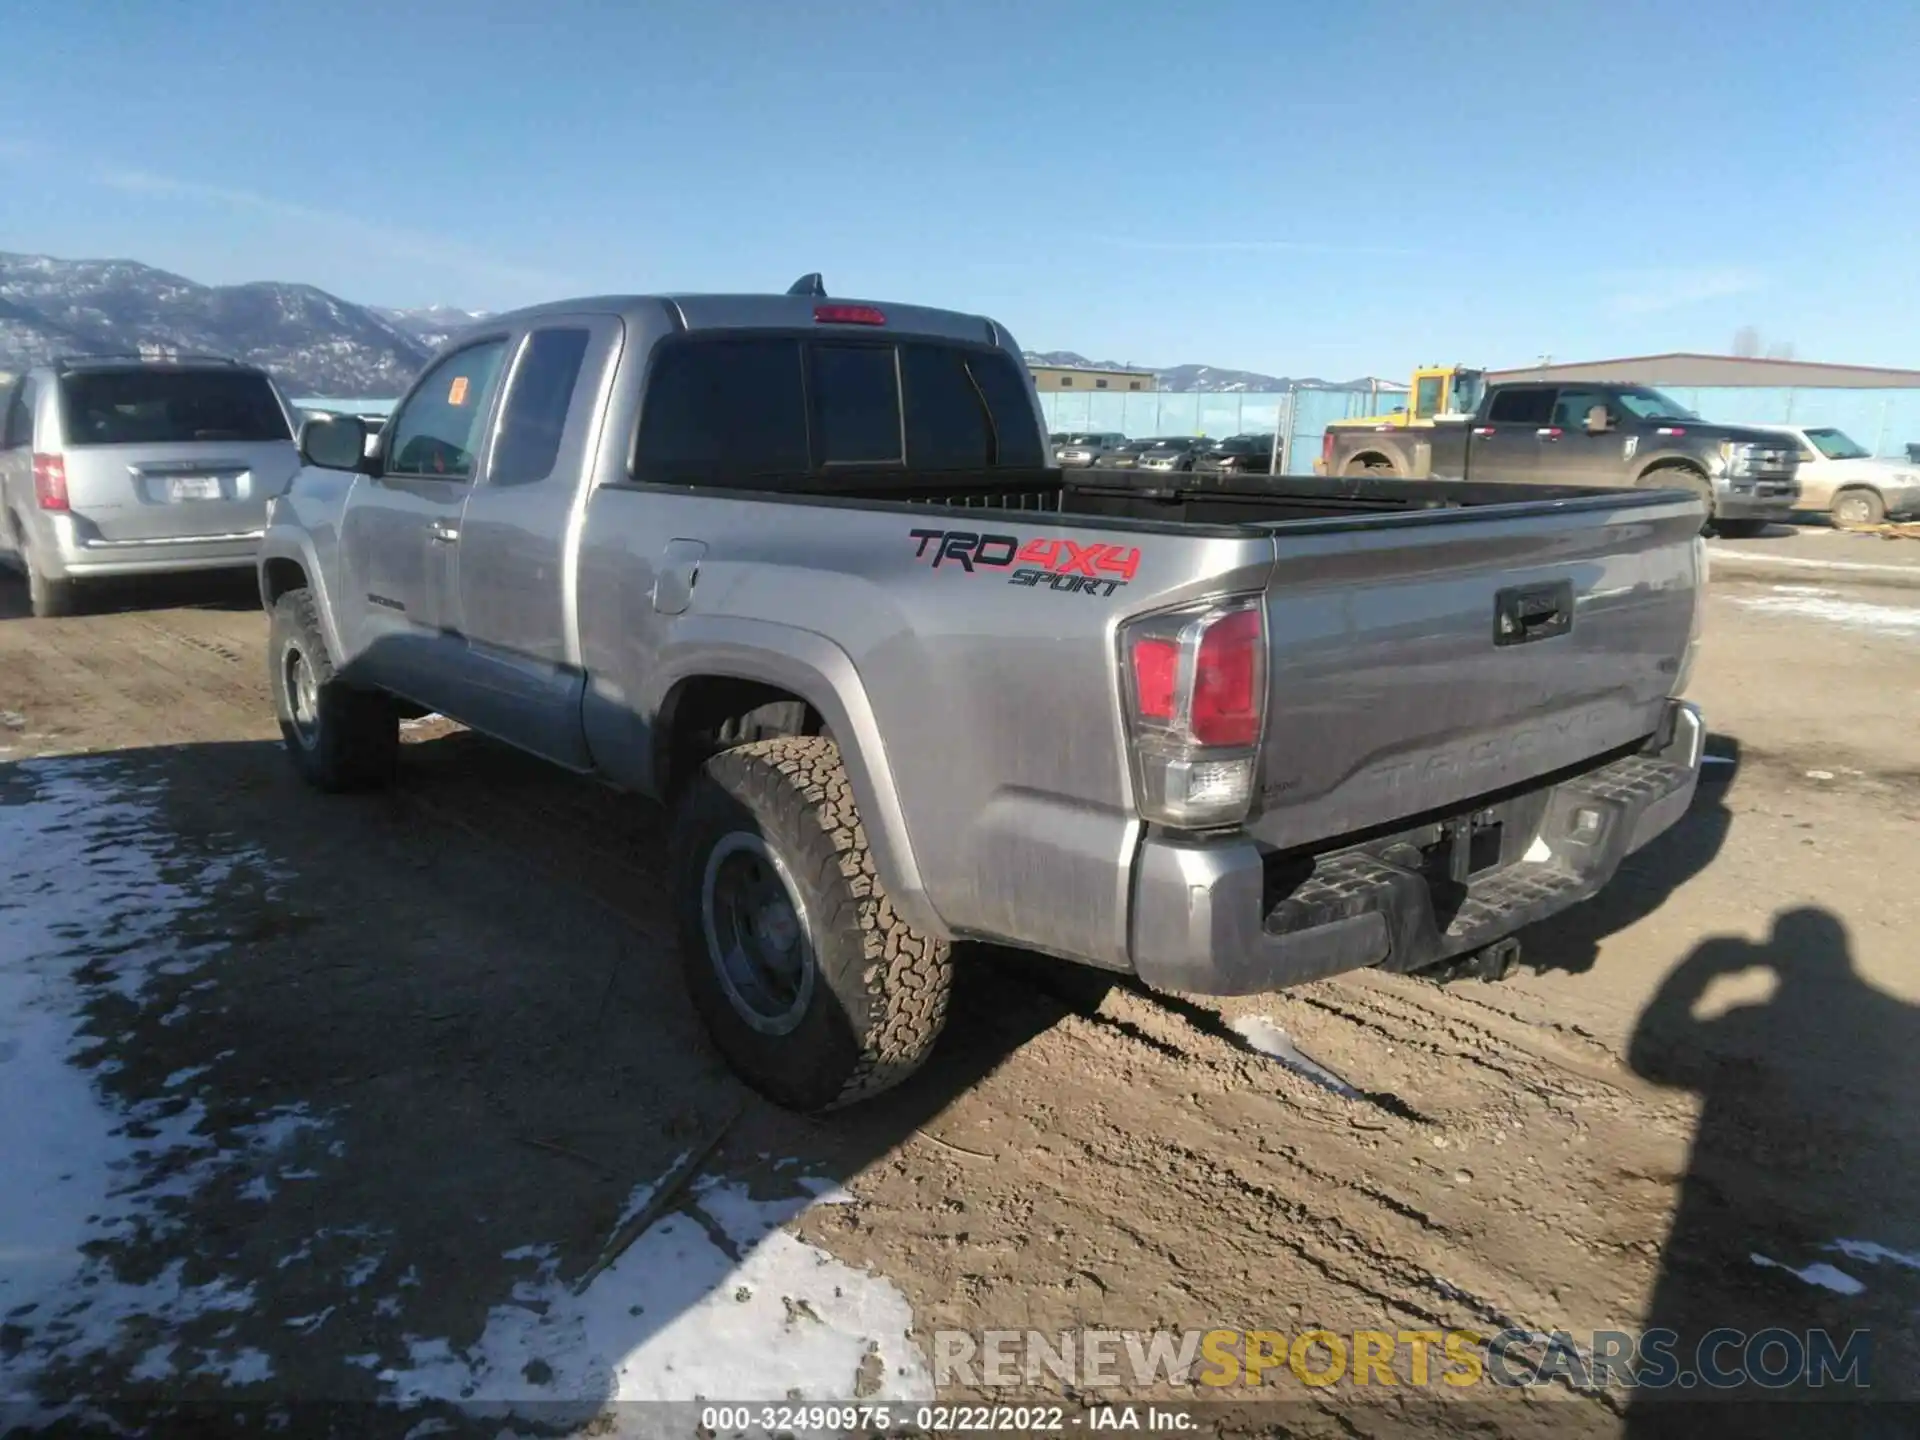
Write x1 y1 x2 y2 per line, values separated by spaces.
1128 700 1705 995
38 518 265 579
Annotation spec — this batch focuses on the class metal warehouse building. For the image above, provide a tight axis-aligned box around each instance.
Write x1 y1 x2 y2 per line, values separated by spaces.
1487 353 1920 389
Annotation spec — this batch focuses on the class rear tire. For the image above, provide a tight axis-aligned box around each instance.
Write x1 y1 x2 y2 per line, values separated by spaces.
1344 457 1395 477
671 735 953 1112
268 588 399 791
22 539 78 618
1832 487 1886 530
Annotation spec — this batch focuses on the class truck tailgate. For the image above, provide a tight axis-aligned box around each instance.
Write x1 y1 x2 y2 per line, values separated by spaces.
1247 495 1701 852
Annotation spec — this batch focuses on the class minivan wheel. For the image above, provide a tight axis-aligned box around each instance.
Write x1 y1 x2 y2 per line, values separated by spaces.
21 541 77 618
268 588 398 791
671 736 953 1112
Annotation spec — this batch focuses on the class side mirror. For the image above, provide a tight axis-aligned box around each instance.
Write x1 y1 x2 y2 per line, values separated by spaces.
1585 405 1612 435
300 414 369 471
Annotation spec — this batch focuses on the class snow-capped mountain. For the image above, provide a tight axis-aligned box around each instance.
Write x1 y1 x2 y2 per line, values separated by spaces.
372 305 493 353
1022 350 1365 394
0 252 1358 400
0 252 431 396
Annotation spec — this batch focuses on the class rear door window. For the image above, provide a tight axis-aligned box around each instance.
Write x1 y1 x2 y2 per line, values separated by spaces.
489 327 591 486
810 344 903 465
58 368 292 446
2 380 32 449
635 338 809 479
1486 387 1554 426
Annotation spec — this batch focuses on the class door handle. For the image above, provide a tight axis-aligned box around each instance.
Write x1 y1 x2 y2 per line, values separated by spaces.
429 521 461 545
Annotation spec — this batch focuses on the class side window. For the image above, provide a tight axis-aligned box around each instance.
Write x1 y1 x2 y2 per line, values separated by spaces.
634 338 808 480
1414 375 1445 419
1551 389 1610 428
385 339 510 479
810 344 902 465
1 381 32 450
902 344 990 470
1487 387 1554 426
489 328 591 486
966 352 1047 468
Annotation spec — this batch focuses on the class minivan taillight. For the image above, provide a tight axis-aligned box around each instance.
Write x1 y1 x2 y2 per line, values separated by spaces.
32 453 68 512
1121 596 1266 828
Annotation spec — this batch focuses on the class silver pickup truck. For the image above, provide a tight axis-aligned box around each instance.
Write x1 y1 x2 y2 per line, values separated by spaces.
260 281 1707 1112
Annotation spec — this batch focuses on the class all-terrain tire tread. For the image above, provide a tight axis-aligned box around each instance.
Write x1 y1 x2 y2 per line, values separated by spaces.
271 588 398 791
701 735 952 1108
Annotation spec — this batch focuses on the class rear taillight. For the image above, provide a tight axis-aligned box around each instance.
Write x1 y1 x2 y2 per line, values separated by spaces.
32 453 68 512
814 304 886 326
1320 430 1335 468
1121 596 1266 828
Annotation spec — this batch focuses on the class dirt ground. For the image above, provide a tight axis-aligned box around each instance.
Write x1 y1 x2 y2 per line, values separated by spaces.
2 556 1918 1438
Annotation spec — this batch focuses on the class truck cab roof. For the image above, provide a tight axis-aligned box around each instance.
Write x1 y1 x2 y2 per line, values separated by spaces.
441 293 1010 350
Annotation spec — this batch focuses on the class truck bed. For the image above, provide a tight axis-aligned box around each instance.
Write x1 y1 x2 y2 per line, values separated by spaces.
667 466 1673 530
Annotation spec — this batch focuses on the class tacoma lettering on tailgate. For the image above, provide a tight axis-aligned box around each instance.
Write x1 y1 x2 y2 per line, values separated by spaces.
908 528 1140 597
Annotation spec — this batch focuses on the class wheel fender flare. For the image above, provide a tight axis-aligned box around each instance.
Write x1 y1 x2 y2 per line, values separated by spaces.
258 527 345 667
645 616 944 940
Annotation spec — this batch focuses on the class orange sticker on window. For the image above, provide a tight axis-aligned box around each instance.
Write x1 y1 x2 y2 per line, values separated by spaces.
448 375 470 406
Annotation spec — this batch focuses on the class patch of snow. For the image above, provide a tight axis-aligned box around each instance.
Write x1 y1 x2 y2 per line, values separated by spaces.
1750 1252 1865 1295
1733 592 1920 639
377 1178 929 1415
1827 1239 1920 1272
0 760 308 1406
1228 1015 1362 1098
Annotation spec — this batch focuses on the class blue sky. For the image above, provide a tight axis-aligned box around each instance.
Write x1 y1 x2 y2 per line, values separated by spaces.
3 0 1915 378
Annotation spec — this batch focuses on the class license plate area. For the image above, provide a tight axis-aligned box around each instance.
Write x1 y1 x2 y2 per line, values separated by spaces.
168 476 225 501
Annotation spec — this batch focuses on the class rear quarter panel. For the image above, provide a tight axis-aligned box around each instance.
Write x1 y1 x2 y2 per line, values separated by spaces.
576 486 1275 963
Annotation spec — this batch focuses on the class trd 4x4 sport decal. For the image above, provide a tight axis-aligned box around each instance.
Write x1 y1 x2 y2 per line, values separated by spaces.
908 528 1141 597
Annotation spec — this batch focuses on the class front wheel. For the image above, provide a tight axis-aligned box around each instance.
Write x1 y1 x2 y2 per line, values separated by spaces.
268 588 399 791
1637 467 1714 536
671 736 953 1112
1832 488 1886 530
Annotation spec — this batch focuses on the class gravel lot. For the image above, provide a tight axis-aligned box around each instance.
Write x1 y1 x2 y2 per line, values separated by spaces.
3 547 1918 1437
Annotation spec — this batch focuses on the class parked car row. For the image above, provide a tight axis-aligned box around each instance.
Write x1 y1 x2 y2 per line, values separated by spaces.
1049 431 1278 477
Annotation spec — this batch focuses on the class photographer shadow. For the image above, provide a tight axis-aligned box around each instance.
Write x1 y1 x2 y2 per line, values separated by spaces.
1624 908 1920 1432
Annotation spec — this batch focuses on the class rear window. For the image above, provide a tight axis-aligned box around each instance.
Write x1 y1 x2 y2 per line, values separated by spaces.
812 344 902 464
634 336 1044 481
59 368 290 446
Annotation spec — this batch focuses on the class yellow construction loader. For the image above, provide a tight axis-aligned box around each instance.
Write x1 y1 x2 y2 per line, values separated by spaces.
1333 365 1486 430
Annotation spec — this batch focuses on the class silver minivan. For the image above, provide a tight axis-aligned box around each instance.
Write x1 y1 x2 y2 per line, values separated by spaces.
0 355 302 616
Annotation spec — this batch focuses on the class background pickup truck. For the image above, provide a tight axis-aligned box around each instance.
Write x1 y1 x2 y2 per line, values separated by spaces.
1321 380 1800 536
260 284 1708 1113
